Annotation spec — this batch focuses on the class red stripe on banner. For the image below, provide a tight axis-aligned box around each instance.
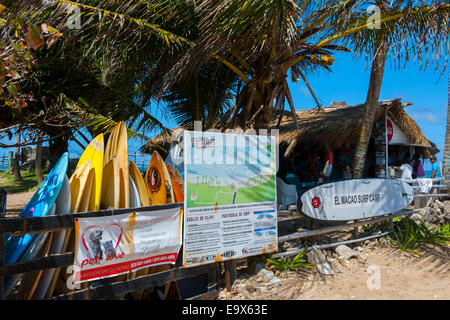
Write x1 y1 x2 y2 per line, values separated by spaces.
77 253 178 282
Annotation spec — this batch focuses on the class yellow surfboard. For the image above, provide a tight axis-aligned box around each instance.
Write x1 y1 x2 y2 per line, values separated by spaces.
76 133 104 212
129 161 150 207
104 121 129 208
101 157 120 209
69 161 92 213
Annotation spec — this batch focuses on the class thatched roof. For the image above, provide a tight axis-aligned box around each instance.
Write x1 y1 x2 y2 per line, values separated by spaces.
273 98 438 158
140 127 184 156
141 98 438 159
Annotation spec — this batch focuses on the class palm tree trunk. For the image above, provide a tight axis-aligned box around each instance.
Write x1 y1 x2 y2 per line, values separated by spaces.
12 131 23 182
443 65 450 177
352 40 389 178
35 140 43 184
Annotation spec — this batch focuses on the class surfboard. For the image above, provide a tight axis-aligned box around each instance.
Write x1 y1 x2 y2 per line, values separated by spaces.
129 161 150 206
25 231 54 299
129 175 141 208
76 134 104 212
300 178 414 221
69 161 92 213
145 151 174 205
4 152 68 266
32 175 71 300
174 169 184 193
101 157 120 209
104 121 129 208
47 160 94 297
3 203 56 299
167 164 183 202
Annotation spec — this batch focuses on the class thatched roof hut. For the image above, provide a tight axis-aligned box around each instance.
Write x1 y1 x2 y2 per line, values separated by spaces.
141 98 438 161
140 127 184 157
272 99 438 158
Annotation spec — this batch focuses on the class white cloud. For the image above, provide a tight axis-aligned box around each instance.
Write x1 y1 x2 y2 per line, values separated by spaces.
408 111 442 124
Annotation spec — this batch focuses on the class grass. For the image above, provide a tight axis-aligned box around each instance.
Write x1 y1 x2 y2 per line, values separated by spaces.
0 170 43 193
266 249 313 275
389 216 450 255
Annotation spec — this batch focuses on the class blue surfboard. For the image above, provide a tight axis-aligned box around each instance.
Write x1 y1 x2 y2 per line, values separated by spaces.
4 152 68 265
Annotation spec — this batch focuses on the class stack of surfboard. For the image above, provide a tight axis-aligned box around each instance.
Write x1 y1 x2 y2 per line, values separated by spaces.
2 152 69 299
3 121 186 300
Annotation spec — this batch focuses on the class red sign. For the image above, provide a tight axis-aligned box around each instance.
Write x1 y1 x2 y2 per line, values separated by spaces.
386 119 393 142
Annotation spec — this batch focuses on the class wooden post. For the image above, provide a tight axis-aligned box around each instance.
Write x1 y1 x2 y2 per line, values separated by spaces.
223 260 237 292
353 226 359 239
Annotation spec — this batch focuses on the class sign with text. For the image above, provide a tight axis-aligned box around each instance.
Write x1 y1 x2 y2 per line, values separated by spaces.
183 131 278 268
73 207 182 283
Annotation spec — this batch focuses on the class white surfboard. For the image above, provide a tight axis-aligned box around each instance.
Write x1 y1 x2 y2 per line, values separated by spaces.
129 175 141 208
32 175 71 299
300 178 414 221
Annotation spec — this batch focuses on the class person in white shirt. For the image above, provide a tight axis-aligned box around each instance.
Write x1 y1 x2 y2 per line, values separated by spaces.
398 157 414 179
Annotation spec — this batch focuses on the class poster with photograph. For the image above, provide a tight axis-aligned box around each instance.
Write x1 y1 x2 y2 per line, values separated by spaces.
73 207 182 283
183 131 278 268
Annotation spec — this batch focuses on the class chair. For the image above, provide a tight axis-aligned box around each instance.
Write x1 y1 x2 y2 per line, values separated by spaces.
276 177 297 211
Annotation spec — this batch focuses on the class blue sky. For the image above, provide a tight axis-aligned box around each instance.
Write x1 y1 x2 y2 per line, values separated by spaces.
1 51 448 172
287 51 448 171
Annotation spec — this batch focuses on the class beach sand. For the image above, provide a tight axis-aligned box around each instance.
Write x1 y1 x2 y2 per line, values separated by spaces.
4 190 35 216
219 244 450 300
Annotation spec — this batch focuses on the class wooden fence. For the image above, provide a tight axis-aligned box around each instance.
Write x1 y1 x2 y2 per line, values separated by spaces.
0 177 447 300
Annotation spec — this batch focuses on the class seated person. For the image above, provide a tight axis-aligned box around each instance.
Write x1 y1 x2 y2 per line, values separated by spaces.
285 168 303 194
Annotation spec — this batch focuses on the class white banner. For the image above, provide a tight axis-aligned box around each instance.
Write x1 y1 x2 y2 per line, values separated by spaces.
183 131 278 268
73 207 182 283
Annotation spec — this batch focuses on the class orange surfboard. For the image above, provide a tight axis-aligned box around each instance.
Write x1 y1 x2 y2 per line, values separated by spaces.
144 151 174 205
166 164 183 202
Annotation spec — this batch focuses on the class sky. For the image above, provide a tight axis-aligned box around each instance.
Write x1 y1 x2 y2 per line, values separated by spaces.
286 51 448 171
0 51 448 172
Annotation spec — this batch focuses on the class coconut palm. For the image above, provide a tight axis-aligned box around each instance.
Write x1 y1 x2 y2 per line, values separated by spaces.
349 0 450 177
8 1 450 150
444 65 450 177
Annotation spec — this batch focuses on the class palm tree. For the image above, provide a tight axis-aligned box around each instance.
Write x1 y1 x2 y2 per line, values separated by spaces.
9 1 450 152
444 65 450 177
349 0 450 177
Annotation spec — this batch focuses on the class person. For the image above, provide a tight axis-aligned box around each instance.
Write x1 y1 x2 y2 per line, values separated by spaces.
397 157 414 180
285 168 303 194
429 156 441 179
343 165 352 179
306 152 319 182
413 153 425 178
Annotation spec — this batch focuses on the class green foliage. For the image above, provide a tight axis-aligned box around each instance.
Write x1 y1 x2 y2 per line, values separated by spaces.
0 170 41 193
390 216 450 255
266 249 313 275
361 220 391 233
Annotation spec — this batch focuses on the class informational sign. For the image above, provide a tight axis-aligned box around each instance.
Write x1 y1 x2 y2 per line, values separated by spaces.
183 131 278 268
73 207 182 283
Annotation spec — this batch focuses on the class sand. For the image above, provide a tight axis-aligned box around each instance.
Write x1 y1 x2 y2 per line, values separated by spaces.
4 190 35 216
219 244 450 300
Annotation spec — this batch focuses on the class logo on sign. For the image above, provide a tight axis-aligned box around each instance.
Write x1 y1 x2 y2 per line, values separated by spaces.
312 197 321 208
